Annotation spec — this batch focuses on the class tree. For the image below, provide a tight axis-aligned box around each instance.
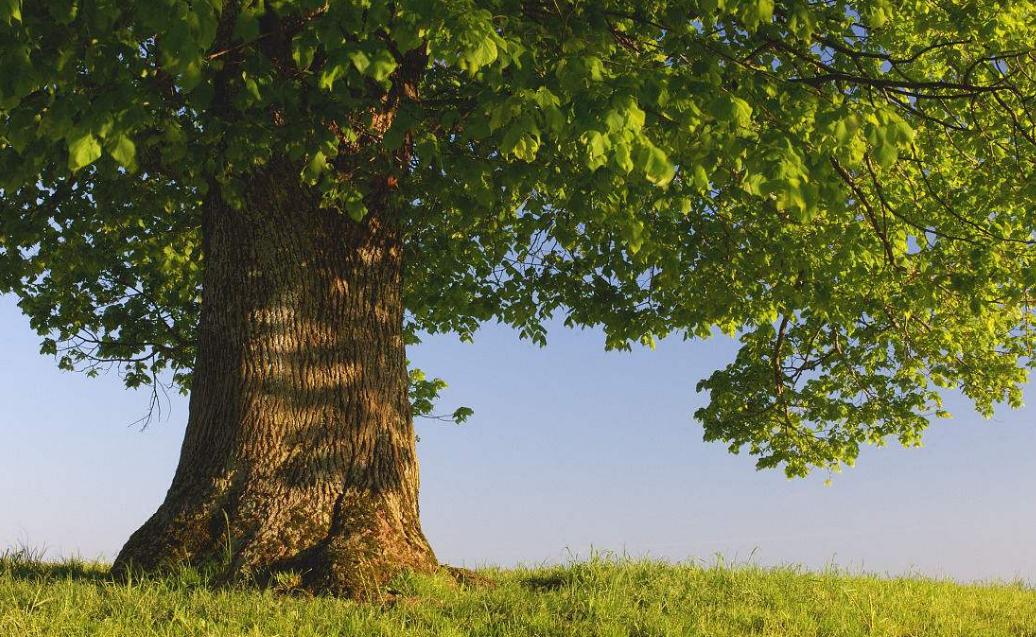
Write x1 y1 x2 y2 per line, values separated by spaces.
2 0 1035 596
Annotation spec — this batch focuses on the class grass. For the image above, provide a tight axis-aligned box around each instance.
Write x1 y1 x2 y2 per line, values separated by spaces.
1 549 1034 636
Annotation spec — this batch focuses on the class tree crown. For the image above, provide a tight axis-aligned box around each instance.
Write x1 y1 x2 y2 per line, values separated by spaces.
2 0 1035 476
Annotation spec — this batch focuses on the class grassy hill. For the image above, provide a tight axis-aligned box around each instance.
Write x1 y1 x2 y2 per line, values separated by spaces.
1 550 1033 636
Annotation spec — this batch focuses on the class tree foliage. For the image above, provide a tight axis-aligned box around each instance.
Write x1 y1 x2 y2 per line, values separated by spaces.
2 0 1035 476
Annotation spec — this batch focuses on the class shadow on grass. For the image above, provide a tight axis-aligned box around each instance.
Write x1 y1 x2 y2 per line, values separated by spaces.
0 547 326 598
519 572 571 591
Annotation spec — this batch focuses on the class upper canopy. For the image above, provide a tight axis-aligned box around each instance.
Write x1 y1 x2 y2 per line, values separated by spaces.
2 0 1035 475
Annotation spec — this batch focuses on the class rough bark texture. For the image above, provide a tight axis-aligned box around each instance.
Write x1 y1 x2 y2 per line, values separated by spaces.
113 158 437 598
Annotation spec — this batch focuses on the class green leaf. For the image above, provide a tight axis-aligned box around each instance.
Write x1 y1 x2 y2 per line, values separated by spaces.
582 130 610 170
343 192 367 221
465 37 498 72
67 132 102 172
452 406 474 424
45 0 77 24
366 49 397 82
179 59 203 92
292 35 316 70
833 119 851 144
624 100 646 132
875 140 898 169
501 117 541 162
348 50 371 74
232 0 263 43
0 0 22 23
729 97 753 128
755 0 775 26
543 106 566 133
612 142 634 173
243 73 261 101
625 218 645 254
108 134 137 172
693 164 710 192
303 150 328 183
5 110 35 152
711 95 754 129
319 53 352 91
637 143 675 186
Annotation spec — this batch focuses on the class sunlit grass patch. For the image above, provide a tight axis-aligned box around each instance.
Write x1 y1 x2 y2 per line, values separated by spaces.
1 548 1033 636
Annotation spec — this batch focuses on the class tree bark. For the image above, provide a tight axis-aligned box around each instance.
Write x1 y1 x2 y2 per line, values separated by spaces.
113 158 437 598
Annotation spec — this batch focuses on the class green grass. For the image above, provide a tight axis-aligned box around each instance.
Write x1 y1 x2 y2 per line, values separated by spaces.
1 549 1033 636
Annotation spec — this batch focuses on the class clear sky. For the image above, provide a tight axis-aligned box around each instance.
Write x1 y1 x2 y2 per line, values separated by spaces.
2 293 1034 583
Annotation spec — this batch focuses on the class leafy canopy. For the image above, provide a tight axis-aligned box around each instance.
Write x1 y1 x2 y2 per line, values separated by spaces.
2 0 1036 476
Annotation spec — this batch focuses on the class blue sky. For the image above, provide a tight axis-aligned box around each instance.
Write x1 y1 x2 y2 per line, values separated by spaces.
2 293 1034 582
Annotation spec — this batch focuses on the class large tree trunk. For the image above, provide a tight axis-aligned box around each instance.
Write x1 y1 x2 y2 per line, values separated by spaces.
113 158 436 598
